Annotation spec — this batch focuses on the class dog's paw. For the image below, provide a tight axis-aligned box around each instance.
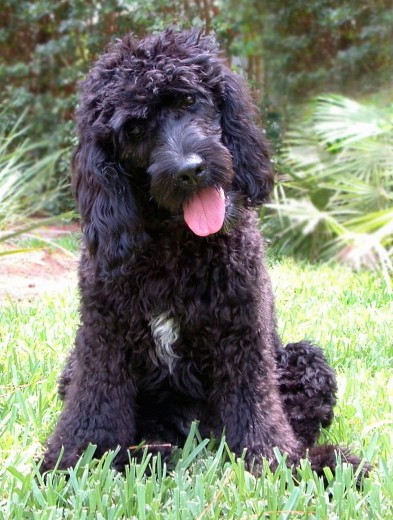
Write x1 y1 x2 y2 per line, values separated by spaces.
243 445 277 475
40 449 81 475
308 445 372 488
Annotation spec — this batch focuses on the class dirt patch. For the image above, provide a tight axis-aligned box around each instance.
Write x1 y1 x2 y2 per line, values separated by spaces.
0 250 78 302
0 225 79 302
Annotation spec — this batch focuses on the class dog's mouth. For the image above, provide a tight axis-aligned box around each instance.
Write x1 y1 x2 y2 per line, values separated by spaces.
183 187 226 237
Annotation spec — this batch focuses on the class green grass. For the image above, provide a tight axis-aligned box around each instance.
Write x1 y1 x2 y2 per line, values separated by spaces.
1 257 392 519
10 233 81 254
0 225 80 257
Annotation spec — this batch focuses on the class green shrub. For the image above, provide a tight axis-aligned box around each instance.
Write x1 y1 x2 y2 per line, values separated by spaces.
0 111 69 252
267 95 393 283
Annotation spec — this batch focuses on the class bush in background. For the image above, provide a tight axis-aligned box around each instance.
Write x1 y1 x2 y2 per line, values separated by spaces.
267 95 393 283
0 110 68 252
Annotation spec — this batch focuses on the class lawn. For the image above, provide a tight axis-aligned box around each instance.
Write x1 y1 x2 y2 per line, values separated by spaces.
0 251 392 519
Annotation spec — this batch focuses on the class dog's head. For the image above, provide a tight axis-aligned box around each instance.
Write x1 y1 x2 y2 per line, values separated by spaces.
73 28 274 273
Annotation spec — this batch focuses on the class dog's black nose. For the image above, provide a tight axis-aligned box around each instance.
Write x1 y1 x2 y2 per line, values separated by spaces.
175 154 206 185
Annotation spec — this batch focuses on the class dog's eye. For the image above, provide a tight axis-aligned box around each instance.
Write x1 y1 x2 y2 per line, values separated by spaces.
181 95 196 108
129 126 145 139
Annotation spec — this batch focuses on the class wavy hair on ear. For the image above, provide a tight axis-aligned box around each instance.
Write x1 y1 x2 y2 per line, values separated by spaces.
72 139 146 275
220 71 274 205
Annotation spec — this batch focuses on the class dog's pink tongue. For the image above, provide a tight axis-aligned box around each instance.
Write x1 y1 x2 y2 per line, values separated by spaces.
183 187 225 236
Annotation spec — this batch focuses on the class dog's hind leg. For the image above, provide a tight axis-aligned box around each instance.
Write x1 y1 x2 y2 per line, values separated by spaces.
275 341 337 449
276 341 371 483
307 444 371 485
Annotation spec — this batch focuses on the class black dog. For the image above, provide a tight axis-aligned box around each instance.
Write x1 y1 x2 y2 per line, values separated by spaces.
42 29 367 477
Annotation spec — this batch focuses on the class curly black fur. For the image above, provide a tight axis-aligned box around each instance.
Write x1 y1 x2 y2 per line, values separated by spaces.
42 28 369 479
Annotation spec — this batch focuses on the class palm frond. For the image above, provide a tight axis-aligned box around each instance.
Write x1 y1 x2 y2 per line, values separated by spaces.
0 110 70 254
313 95 392 149
269 94 393 281
324 176 392 213
0 112 67 229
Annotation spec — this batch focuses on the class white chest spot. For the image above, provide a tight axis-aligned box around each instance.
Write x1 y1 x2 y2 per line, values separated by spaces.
149 312 180 372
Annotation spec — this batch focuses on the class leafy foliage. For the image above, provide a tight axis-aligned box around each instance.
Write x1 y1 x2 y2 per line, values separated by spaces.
0 110 68 252
261 0 393 107
268 95 393 282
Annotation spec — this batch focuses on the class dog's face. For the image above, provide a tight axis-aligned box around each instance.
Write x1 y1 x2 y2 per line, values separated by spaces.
116 81 234 236
148 96 234 236
73 29 274 270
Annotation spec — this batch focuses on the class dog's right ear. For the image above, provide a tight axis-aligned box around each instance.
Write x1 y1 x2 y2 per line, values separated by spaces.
72 138 146 275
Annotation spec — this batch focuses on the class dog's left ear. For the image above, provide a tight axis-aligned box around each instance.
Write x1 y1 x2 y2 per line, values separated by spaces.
220 71 274 205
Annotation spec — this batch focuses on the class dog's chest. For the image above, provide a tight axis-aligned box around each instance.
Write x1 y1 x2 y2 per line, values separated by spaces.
149 312 180 372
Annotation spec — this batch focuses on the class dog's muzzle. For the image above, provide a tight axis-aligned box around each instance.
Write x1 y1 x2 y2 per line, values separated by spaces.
147 116 234 236
173 153 206 188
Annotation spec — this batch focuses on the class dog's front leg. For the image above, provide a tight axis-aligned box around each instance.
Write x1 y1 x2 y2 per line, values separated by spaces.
41 332 137 473
207 333 302 472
